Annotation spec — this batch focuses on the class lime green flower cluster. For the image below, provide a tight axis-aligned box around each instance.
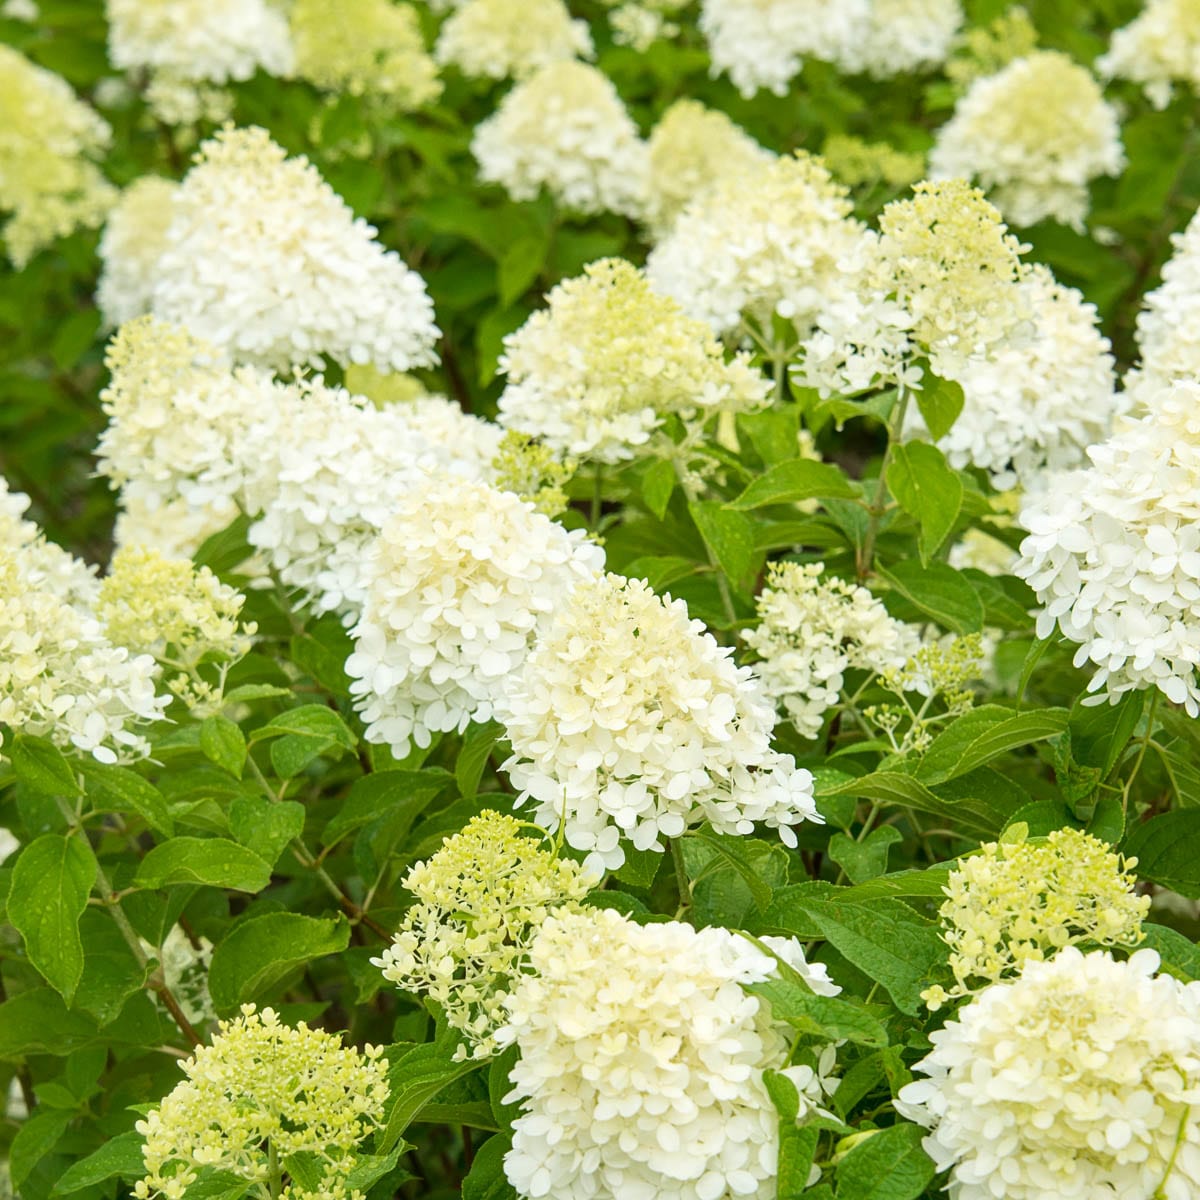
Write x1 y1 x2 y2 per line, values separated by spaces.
373 810 595 1058
490 430 576 517
821 134 925 192
923 827 1150 1009
134 1005 389 1200
98 545 256 709
945 5 1038 88
0 45 115 267
290 0 441 110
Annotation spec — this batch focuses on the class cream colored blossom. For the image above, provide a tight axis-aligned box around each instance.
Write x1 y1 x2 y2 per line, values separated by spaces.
291 0 441 108
1098 0 1200 108
373 810 594 1058
498 258 769 464
149 126 440 373
497 908 833 1200
0 478 98 608
471 61 648 217
643 100 772 237
604 0 688 49
899 948 1200 1200
436 0 592 82
97 177 178 329
930 52 1124 230
646 152 864 337
743 562 920 740
945 5 1039 88
135 1005 388 1200
346 478 604 758
490 431 575 517
496 573 820 873
112 493 239 562
140 925 216 1028
0 46 115 267
836 0 961 78
923 827 1149 1009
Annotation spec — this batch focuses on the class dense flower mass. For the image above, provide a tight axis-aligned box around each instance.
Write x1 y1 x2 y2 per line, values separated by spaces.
743 562 920 740
135 1005 389 1200
497 908 824 1200
105 0 293 122
290 0 441 108
1098 0 1200 108
436 0 593 81
147 126 440 373
922 827 1149 1009
374 811 594 1057
0 479 98 608
0 46 115 267
930 51 1125 229
642 100 771 237
1016 378 1200 712
96 177 179 329
910 266 1120 490
646 152 864 337
497 573 820 872
899 948 1200 1200
471 61 648 217
346 478 604 758
838 0 962 79
497 259 769 463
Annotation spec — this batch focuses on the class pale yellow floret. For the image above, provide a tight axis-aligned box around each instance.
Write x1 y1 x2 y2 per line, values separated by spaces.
135 1005 388 1200
923 826 1150 1009
945 5 1038 88
0 45 115 267
372 810 594 1059
490 430 576 517
435 0 593 82
821 134 925 192
290 0 442 108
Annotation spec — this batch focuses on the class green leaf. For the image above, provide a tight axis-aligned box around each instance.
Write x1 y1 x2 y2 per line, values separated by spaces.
134 838 272 892
728 460 857 509
462 1133 517 1200
914 375 964 440
0 989 97 1059
53 1130 145 1193
9 734 82 796
641 458 676 520
834 1123 935 1200
778 1125 821 1200
208 913 351 1013
9 833 96 1003
888 441 962 563
747 979 888 1047
1140 924 1200 982
228 796 305 865
687 828 773 910
78 761 174 836
1125 812 1200 898
75 908 152 1025
827 827 902 884
498 234 549 305
915 705 1070 785
878 561 983 633
613 845 663 889
1068 691 1146 775
457 720 500 801
796 899 945 1015
320 769 452 849
838 867 953 902
11 1107 73 1190
689 500 758 591
200 715 247 779
380 1040 481 1151
819 770 1013 838
346 1146 412 1192
289 618 355 697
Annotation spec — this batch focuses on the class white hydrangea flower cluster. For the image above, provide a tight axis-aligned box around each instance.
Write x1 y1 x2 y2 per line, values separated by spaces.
290 0 442 110
497 258 769 464
147 126 440 373
0 479 98 608
497 573 820 873
646 152 864 338
436 0 593 82
135 1005 388 1200
908 266 1121 490
1016 378 1200 713
1128 206 1200 402
1098 0 1200 109
471 62 648 217
497 908 835 1200
112 494 238 562
743 562 920 740
373 810 595 1058
699 0 958 97
97 178 179 329
899 948 1200 1200
105 0 293 124
346 478 604 758
643 100 772 238
154 925 216 1029
602 0 689 50
0 46 115 268
930 51 1125 230
0 508 167 764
